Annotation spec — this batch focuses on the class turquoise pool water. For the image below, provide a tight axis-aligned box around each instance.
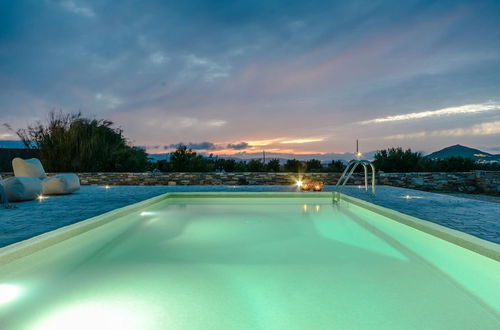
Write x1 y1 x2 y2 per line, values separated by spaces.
0 195 499 329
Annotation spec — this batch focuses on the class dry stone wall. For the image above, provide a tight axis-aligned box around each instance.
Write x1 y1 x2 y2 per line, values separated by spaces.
1 171 499 195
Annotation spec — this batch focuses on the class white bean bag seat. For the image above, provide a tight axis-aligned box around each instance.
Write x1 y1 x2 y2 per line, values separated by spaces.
0 175 8 204
3 176 43 202
12 158 80 195
42 174 80 195
12 158 47 179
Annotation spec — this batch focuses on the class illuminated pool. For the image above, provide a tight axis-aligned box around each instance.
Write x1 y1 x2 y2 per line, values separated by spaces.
1 193 499 329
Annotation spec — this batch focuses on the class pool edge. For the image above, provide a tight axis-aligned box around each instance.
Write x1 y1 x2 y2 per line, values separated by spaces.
1 192 498 266
340 194 500 262
0 193 169 266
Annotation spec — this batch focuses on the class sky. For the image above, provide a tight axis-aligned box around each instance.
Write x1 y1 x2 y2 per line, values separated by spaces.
1 0 500 156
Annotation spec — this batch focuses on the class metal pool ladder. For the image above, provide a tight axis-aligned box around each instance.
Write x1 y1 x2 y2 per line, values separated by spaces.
333 159 376 203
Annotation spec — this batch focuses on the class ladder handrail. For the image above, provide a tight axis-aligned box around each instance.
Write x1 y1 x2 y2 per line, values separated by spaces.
333 159 376 202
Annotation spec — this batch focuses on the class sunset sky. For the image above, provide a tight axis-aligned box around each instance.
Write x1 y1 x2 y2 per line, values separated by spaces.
1 0 500 156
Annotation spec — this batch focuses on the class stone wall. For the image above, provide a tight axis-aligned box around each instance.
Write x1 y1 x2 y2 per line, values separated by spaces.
378 171 500 195
1 171 499 195
75 172 357 186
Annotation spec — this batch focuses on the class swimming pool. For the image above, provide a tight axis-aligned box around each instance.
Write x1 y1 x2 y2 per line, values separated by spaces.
1 193 499 329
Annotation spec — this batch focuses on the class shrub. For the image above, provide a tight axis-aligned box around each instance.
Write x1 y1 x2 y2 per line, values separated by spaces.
284 159 305 172
17 111 148 172
434 156 480 172
325 160 345 172
305 159 322 172
170 146 212 172
266 159 281 172
373 148 427 172
247 159 266 172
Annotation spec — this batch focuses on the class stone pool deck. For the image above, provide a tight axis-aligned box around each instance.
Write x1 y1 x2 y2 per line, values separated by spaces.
0 185 498 247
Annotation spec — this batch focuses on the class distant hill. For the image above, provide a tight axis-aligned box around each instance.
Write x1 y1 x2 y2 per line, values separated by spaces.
426 144 500 161
0 140 26 149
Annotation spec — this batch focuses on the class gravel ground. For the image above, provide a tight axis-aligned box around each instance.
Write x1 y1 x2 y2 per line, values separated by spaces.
0 185 498 247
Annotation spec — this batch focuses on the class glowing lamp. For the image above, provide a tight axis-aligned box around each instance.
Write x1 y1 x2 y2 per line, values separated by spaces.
0 284 20 305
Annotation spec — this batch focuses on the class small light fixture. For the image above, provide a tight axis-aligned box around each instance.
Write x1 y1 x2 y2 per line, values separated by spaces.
0 284 20 305
403 195 411 199
296 180 303 188
37 195 47 201
104 185 110 189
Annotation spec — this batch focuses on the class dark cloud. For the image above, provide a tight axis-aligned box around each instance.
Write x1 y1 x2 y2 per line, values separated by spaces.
167 142 218 150
1 0 500 152
227 142 249 150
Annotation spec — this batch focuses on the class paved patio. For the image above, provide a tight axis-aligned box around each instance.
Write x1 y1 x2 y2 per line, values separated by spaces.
0 185 498 247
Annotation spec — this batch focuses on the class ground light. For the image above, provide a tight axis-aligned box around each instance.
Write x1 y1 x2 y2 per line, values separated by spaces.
0 284 21 305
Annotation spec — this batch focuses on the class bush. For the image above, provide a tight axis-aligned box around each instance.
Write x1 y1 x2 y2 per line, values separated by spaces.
434 156 480 172
325 160 345 172
247 159 266 172
216 158 237 172
17 111 148 172
373 148 428 172
170 146 212 172
305 159 322 172
266 159 281 172
284 159 305 172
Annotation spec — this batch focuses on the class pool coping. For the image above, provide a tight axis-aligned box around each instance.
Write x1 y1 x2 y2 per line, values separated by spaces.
1 192 498 266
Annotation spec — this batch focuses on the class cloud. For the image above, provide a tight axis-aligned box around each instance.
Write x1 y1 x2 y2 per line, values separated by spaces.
2 0 500 154
360 102 500 125
149 52 170 65
0 133 15 139
167 141 218 150
59 0 95 18
176 118 227 128
384 120 500 139
185 55 231 82
227 142 249 150
95 93 121 110
280 137 324 144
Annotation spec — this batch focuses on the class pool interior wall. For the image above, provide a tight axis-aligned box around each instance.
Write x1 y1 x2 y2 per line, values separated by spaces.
0 193 499 330
1 185 499 248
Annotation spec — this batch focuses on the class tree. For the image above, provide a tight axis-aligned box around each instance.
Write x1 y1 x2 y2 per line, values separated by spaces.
325 160 345 172
234 161 248 172
435 156 479 172
305 159 323 172
266 159 281 172
216 158 237 172
373 147 427 172
170 146 211 172
157 159 173 172
247 159 265 172
17 111 148 172
284 159 305 172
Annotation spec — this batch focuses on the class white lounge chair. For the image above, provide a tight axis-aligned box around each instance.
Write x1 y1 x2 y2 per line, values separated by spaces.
12 158 80 195
0 173 43 202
